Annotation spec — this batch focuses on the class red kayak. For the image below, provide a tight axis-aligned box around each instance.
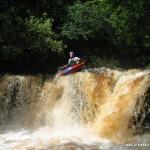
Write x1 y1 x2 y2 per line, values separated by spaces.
58 62 85 76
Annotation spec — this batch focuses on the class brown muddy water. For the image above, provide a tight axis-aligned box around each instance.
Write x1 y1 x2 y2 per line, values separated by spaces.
0 68 150 150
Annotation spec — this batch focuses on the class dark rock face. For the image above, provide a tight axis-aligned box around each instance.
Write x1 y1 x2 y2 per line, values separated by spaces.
131 86 150 135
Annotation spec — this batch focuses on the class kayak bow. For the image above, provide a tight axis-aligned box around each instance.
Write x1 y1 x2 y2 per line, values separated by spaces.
58 62 85 76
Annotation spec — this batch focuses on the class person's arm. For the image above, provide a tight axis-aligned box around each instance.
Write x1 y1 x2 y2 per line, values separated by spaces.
74 57 80 63
64 58 71 67
68 58 71 64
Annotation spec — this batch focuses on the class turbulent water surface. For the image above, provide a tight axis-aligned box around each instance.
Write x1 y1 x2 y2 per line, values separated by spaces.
0 68 150 150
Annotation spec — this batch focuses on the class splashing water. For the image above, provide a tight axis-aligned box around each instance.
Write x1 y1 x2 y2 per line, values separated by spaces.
0 69 150 150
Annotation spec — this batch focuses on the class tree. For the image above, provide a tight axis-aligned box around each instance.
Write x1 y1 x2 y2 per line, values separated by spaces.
109 0 150 53
62 0 150 67
0 7 64 71
62 0 110 40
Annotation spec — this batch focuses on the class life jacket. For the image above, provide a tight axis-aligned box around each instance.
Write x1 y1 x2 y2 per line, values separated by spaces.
68 57 80 65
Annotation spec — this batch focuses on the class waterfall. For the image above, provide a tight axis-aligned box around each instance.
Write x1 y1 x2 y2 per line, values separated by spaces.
0 69 150 149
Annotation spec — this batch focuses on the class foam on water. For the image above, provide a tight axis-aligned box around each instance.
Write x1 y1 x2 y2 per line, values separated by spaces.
0 69 150 149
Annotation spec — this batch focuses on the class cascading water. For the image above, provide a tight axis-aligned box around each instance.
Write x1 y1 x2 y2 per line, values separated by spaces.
0 69 150 150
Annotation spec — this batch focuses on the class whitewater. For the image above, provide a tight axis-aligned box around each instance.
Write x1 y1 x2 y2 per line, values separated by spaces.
0 68 150 150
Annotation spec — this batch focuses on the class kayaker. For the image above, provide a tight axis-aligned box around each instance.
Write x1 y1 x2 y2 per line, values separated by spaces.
67 51 80 66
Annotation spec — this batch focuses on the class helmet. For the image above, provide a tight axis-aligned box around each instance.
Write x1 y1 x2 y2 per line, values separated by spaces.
69 51 74 55
69 51 74 57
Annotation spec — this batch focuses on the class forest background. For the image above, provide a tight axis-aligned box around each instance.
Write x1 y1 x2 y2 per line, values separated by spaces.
0 0 149 73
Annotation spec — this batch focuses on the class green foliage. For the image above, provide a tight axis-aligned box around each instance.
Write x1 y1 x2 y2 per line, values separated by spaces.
89 55 121 69
0 8 64 66
146 64 150 69
0 0 149 70
0 45 23 62
109 0 150 50
62 0 110 40
0 7 25 62
25 15 63 54
62 0 150 56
